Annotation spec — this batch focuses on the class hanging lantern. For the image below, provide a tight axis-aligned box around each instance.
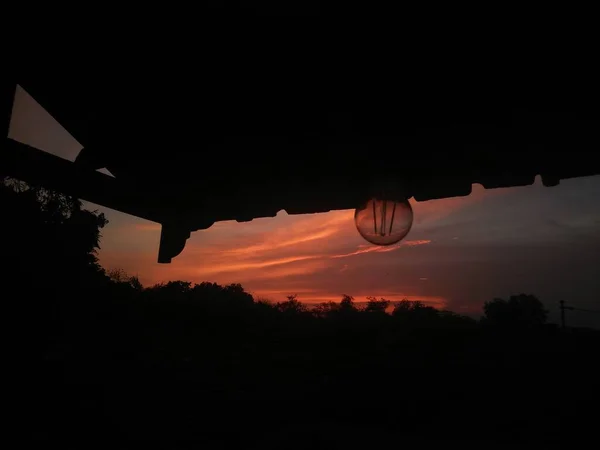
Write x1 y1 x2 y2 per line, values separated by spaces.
354 197 413 246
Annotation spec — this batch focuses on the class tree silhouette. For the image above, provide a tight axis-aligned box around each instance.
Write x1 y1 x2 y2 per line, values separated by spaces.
364 296 390 314
2 176 107 285
312 301 340 318
276 294 308 314
339 294 355 310
482 294 548 328
391 299 439 326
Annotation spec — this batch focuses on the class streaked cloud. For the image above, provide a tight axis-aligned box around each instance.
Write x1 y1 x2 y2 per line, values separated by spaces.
331 240 432 258
193 255 320 277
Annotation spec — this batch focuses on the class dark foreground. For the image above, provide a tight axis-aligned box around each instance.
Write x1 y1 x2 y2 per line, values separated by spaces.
15 286 600 448
3 179 598 447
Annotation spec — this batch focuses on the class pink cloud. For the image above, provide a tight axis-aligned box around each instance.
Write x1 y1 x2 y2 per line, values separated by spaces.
331 240 432 258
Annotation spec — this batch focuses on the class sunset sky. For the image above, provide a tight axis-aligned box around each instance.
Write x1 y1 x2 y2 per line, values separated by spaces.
9 86 600 327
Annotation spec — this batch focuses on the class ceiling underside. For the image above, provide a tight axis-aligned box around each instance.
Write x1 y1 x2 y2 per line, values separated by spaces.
3 42 600 261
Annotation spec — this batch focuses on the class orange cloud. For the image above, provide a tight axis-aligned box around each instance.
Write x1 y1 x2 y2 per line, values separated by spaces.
193 255 322 277
402 239 432 246
249 262 329 281
220 227 341 256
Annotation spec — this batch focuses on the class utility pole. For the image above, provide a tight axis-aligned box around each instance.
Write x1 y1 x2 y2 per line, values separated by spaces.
558 301 600 329
559 301 578 329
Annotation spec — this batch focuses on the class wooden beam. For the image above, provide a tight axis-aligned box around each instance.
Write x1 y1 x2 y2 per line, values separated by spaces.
1 138 165 224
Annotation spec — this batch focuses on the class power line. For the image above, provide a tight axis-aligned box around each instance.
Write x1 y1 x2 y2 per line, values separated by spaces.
570 307 600 314
559 301 600 328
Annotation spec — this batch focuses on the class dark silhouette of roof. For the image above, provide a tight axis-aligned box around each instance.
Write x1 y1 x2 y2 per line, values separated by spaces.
3 26 599 262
